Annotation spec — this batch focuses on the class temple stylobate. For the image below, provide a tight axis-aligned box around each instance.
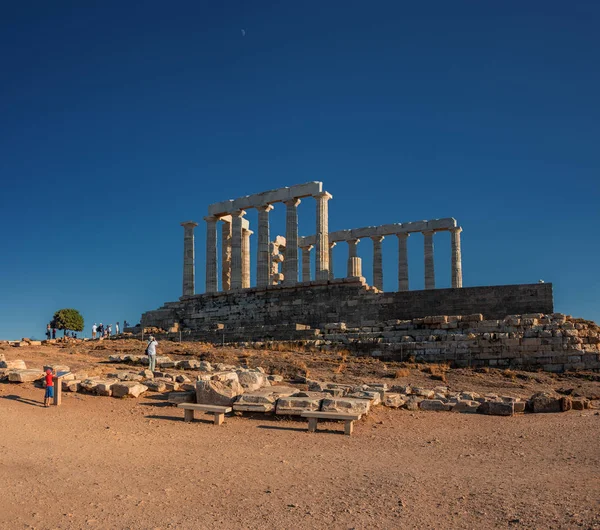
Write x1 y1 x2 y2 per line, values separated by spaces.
179 181 462 296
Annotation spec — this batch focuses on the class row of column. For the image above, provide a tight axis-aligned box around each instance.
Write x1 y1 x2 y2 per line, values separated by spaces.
299 227 463 291
202 192 332 293
182 221 462 295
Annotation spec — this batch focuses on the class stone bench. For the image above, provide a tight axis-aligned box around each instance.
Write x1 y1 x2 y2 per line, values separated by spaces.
177 403 232 425
301 411 362 436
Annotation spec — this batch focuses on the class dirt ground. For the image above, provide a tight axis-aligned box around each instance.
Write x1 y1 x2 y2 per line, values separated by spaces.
1 340 599 529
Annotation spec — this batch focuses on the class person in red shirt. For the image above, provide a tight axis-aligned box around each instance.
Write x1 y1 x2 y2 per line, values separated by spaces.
44 369 54 407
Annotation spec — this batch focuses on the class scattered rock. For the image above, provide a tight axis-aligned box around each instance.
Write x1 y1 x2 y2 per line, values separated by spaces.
196 379 244 406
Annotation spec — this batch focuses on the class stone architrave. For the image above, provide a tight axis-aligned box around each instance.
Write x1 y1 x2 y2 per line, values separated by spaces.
371 235 384 290
283 198 301 285
397 232 409 291
300 245 313 282
329 242 336 280
242 228 253 288
180 221 198 296
257 204 274 288
451 227 463 288
221 218 232 291
423 230 435 289
346 238 361 278
231 210 246 289
204 216 218 293
314 191 332 281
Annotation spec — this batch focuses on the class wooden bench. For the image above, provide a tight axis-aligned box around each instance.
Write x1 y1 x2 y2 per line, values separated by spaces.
301 411 362 436
177 403 232 426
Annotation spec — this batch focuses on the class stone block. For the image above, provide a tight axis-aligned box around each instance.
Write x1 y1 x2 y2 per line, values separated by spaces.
167 391 196 404
403 396 423 411
419 399 451 411
144 380 167 392
237 370 268 391
63 380 81 392
383 393 406 408
412 387 435 399
571 397 589 410
112 382 148 398
179 359 201 370
451 400 480 413
0 360 27 370
477 401 514 416
528 392 571 413
196 379 244 406
346 391 381 405
321 397 370 415
43 364 70 373
8 369 44 383
275 396 322 415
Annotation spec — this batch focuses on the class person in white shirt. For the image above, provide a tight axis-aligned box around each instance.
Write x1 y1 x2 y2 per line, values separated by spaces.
146 336 158 372
92 323 97 340
115 322 120 335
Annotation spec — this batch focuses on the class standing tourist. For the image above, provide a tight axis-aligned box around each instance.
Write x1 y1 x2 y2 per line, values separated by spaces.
115 322 120 335
107 324 112 337
52 328 56 339
92 323 97 340
43 368 54 407
46 324 51 340
145 335 158 372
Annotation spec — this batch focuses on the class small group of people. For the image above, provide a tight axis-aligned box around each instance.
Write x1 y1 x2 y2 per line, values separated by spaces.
92 322 122 339
45 324 56 340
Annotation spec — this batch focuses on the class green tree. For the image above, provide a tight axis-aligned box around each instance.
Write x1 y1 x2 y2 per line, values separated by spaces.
50 308 84 337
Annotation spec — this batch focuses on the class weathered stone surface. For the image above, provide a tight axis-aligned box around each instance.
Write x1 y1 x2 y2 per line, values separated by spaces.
571 397 589 410
196 379 244 406
513 401 526 413
478 401 514 416
403 396 424 411
268 374 284 383
144 380 167 392
112 382 148 398
265 386 297 397
167 391 196 404
383 393 406 408
233 392 276 412
175 374 191 383
139 369 154 379
63 380 81 392
275 396 322 415
8 369 44 383
0 360 27 370
412 387 435 399
237 370 268 391
179 359 200 370
95 380 118 396
451 400 480 413
419 399 451 411
321 397 370 415
528 392 571 413
347 391 381 406
43 364 70 373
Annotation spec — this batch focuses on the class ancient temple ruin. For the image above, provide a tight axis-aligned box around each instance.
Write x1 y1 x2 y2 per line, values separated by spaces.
141 182 552 337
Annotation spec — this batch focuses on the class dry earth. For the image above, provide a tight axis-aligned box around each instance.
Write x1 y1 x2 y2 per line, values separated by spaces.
1 340 599 529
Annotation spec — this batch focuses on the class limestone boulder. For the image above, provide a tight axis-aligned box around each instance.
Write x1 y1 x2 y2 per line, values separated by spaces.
0 360 27 370
383 393 406 408
43 364 70 374
264 386 297 398
95 380 118 396
8 369 44 383
167 391 196 405
237 370 269 391
196 379 244 406
112 382 148 398
321 397 370 415
233 392 276 412
276 396 323 415
528 392 571 413
139 369 154 379
347 391 381 406
145 380 167 392
451 400 480 413
419 399 451 411
175 374 191 384
412 387 435 399
268 374 284 383
403 396 424 411
571 397 590 410
63 380 81 392
179 359 200 370
108 355 123 363
477 401 514 416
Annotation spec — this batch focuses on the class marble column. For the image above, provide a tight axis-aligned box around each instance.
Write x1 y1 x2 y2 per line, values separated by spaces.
221 219 232 291
329 242 336 280
314 192 332 281
450 227 463 288
231 210 246 289
242 228 253 288
301 245 313 282
180 221 198 297
257 204 274 288
204 216 218 293
283 198 301 285
397 233 409 291
347 239 361 278
423 230 435 290
371 235 384 291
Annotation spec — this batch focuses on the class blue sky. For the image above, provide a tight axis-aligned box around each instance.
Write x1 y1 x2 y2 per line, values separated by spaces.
1 1 598 340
